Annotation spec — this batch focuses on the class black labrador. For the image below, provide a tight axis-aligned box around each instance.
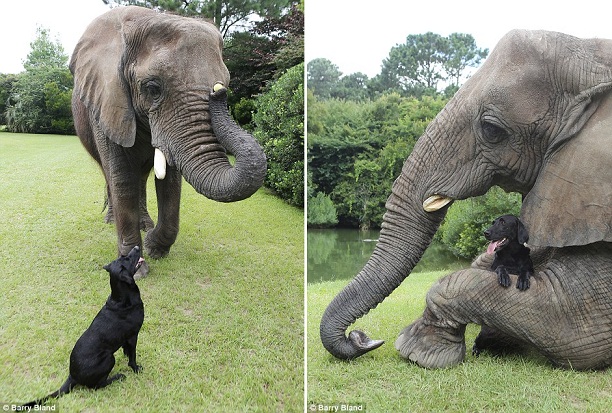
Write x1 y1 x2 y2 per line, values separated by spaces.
23 246 145 407
484 215 534 291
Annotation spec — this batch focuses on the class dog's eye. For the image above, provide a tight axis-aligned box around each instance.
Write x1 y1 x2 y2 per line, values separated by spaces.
499 218 505 225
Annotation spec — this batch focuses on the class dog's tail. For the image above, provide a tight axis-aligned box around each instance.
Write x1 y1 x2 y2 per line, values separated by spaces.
22 376 76 407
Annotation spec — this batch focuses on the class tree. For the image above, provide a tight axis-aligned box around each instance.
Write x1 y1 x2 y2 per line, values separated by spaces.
381 32 448 93
103 0 291 37
5 27 74 134
333 72 369 101
307 58 342 99
223 2 303 113
443 33 488 87
0 74 18 126
375 32 488 96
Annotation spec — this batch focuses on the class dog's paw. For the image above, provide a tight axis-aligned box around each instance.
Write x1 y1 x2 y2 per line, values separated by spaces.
497 272 511 288
516 276 530 291
132 364 143 374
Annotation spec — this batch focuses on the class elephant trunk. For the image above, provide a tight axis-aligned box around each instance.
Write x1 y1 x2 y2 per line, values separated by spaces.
320 144 448 360
165 85 267 203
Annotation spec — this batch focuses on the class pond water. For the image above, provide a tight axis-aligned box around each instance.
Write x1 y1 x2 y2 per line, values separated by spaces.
307 228 470 283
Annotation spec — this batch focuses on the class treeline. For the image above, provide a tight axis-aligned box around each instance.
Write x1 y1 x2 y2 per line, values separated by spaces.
0 1 304 208
307 32 521 259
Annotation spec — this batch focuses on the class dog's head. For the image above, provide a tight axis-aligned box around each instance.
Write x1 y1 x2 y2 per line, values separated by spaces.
103 246 144 285
484 215 529 254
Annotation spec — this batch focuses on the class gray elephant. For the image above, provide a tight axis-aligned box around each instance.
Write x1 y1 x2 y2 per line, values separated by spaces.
320 30 612 370
70 6 266 269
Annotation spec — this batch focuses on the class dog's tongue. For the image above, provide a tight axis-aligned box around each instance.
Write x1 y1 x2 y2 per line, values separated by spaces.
487 240 501 255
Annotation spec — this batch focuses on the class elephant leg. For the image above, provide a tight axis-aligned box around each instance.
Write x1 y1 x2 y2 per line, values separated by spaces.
105 174 154 231
144 166 181 259
138 172 155 232
105 153 143 257
396 244 612 370
104 184 115 224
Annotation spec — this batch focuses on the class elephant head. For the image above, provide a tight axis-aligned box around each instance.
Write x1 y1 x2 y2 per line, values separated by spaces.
69 6 266 203
320 30 612 360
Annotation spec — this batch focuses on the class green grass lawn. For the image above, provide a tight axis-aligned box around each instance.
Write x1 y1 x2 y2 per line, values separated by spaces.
308 273 612 412
0 133 304 412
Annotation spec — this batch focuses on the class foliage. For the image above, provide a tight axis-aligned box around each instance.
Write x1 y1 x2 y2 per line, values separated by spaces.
0 133 304 411
253 63 304 207
224 2 303 111
307 92 447 228
307 192 338 228
306 58 342 99
103 0 292 37
377 32 488 96
444 33 489 87
438 187 522 259
0 73 18 125
381 32 448 91
4 27 74 134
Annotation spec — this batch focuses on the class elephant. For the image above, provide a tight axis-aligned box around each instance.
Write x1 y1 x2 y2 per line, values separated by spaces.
320 29 612 370
69 6 267 269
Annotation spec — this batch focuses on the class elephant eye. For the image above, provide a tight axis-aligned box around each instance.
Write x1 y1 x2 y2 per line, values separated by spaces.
481 120 509 143
143 80 163 100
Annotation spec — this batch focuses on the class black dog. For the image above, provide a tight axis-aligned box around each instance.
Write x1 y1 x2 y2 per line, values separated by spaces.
484 215 534 291
24 246 145 406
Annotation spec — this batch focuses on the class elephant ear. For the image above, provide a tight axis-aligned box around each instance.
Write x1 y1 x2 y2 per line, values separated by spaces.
69 9 137 147
521 92 612 247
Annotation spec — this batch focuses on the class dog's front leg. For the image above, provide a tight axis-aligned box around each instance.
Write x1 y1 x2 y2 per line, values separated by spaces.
495 266 511 288
516 269 532 291
123 335 142 373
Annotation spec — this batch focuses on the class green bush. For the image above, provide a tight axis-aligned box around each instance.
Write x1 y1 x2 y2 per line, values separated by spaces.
253 63 304 207
307 192 338 228
438 187 522 259
232 97 256 128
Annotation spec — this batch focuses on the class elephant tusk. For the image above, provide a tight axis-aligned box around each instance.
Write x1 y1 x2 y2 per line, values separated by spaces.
213 82 225 93
154 148 167 180
423 195 453 212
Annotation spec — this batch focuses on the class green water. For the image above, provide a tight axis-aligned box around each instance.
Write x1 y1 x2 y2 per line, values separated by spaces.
307 228 470 283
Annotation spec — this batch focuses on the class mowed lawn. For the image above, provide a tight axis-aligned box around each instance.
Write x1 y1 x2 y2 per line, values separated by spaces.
308 273 612 412
0 133 304 412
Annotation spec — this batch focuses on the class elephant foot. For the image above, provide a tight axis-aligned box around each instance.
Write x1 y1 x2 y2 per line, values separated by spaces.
395 310 466 369
144 232 171 259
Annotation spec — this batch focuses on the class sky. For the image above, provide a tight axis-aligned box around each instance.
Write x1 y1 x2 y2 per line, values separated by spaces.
4 1 612 78
0 0 109 74
306 0 612 78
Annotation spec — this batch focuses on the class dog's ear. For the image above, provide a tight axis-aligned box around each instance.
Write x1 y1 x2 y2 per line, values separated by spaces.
517 219 529 245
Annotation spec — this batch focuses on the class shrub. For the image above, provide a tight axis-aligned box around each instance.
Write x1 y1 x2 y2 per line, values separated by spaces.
438 187 522 259
307 192 338 228
253 63 304 207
